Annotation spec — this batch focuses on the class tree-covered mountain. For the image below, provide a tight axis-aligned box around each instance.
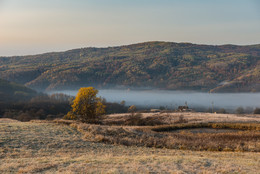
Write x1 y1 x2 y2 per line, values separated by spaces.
0 41 259 92
0 78 37 102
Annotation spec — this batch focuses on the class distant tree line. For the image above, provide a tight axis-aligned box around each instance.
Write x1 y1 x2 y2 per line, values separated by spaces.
0 93 71 121
0 92 129 122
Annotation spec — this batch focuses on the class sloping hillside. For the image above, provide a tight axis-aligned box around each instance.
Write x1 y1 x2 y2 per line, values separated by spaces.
0 78 37 102
0 42 259 92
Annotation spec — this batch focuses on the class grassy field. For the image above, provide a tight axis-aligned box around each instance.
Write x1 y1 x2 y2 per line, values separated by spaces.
104 112 260 125
1 118 260 173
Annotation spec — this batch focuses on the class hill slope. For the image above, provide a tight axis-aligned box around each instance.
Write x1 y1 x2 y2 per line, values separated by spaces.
0 41 259 92
0 78 37 102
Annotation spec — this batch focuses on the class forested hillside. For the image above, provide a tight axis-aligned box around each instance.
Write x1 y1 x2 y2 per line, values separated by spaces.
0 42 259 92
0 78 37 102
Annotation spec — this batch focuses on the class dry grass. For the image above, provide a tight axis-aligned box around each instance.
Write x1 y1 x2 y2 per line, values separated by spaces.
105 112 260 125
69 122 260 152
76 113 260 152
1 117 260 173
0 118 20 123
152 122 260 131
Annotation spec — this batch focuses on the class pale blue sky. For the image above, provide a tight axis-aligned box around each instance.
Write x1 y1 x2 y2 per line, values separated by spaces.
0 0 259 56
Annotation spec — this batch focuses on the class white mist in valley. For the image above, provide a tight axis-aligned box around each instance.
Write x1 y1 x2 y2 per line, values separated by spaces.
50 89 260 111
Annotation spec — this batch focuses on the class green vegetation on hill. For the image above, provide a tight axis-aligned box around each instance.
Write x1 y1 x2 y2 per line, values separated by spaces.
0 78 37 102
0 42 259 92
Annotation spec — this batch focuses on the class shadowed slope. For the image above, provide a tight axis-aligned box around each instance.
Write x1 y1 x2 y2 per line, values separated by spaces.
0 78 37 102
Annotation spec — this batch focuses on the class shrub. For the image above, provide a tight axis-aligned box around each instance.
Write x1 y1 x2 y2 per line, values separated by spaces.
254 108 260 114
17 113 32 122
236 107 244 114
174 115 188 124
125 113 145 126
124 113 164 126
217 108 227 114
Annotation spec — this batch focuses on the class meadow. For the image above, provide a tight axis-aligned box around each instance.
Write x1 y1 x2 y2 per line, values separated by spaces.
1 112 260 173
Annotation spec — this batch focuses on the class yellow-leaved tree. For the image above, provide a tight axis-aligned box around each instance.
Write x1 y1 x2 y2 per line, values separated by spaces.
66 87 106 123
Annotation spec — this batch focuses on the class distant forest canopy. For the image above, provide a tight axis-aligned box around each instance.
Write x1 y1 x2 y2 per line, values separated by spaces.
0 41 259 92
0 78 37 102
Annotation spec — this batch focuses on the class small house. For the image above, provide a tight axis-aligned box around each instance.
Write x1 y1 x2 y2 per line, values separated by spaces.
177 106 191 112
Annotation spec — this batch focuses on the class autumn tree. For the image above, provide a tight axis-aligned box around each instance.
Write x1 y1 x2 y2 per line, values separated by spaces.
67 87 105 123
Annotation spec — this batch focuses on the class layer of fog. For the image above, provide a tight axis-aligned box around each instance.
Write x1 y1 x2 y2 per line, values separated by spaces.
49 89 260 111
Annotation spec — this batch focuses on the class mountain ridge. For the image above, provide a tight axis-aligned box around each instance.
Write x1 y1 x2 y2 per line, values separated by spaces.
0 41 259 92
2 41 260 58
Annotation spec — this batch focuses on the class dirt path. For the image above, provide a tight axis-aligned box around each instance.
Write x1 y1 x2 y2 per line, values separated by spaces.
0 121 259 173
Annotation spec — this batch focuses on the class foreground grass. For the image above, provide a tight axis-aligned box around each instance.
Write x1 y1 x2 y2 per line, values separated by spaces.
1 121 260 173
67 120 260 152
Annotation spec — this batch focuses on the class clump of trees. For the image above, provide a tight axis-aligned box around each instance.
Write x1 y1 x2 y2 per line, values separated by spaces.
0 93 72 121
65 87 106 123
100 99 128 114
254 108 260 114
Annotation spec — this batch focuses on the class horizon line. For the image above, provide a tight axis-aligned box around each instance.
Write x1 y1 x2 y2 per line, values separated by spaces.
1 40 259 57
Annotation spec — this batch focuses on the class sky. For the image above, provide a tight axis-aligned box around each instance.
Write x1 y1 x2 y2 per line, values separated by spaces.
0 0 259 56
